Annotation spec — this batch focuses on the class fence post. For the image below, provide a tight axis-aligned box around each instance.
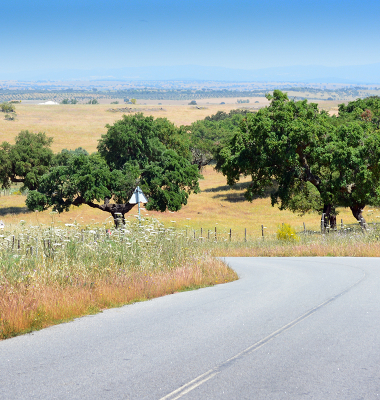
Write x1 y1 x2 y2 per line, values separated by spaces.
341 219 343 230
261 225 264 239
201 227 203 242
245 228 247 242
321 213 325 233
229 228 231 241
303 222 306 234
215 227 217 241
208 230 210 240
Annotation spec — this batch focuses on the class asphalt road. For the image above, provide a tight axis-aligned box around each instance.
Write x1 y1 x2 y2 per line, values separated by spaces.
1 257 380 399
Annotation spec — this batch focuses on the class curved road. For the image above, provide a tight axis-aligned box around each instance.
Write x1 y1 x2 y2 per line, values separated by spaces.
1 257 380 399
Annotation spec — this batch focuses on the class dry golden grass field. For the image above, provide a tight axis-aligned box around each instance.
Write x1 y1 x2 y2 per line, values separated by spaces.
0 98 365 237
0 98 342 151
0 101 266 152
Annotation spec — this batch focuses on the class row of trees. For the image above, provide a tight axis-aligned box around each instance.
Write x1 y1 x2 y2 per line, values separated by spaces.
1 92 379 228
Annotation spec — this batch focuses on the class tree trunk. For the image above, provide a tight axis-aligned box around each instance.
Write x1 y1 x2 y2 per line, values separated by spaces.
321 204 337 231
72 196 136 227
350 204 367 230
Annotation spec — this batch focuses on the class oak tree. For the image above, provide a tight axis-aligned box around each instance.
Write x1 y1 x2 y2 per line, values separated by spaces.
216 90 380 229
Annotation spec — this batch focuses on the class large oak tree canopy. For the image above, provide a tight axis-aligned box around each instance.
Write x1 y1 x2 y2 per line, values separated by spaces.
0 130 54 191
216 90 380 228
26 113 201 223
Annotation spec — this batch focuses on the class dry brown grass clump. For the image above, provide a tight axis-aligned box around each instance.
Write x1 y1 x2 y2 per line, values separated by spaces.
210 240 380 257
0 257 236 340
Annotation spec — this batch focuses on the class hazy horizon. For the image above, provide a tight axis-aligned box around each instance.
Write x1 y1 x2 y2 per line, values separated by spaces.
2 0 380 83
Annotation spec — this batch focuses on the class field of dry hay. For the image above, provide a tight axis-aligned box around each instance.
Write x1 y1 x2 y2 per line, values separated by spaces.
0 100 268 152
0 98 342 152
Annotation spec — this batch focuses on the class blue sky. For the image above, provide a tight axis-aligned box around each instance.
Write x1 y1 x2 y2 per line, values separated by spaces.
1 0 380 76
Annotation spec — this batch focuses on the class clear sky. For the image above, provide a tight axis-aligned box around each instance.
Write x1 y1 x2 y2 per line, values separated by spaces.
2 0 380 76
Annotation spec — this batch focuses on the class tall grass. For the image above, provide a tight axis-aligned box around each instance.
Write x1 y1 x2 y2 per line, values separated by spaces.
197 225 380 257
0 218 237 339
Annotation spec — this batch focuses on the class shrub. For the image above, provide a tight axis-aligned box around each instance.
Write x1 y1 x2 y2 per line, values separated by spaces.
1 102 15 113
4 113 16 121
276 224 300 242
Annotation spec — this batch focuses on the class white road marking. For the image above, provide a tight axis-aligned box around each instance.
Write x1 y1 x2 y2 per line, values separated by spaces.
159 272 365 400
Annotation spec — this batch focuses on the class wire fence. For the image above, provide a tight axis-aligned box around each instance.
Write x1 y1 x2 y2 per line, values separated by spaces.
182 221 380 243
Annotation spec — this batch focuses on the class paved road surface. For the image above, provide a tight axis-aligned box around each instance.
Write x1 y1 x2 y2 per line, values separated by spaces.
1 257 380 399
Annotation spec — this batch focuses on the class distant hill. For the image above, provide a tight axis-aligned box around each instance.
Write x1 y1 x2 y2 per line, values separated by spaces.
2 63 380 84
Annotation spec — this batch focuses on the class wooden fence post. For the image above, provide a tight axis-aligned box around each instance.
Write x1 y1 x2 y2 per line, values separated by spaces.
321 213 325 233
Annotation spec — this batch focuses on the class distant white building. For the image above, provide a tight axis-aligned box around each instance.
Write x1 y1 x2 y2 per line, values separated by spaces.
38 101 59 105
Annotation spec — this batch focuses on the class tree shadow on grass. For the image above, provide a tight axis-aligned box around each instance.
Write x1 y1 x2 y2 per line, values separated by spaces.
212 192 247 203
0 207 32 216
207 182 278 203
204 181 251 193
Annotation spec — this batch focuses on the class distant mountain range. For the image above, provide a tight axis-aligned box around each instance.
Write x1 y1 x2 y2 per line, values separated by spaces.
2 63 380 84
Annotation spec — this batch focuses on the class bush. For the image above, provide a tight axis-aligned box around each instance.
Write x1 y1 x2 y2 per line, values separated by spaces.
276 224 300 242
189 100 197 105
4 113 16 121
1 102 15 113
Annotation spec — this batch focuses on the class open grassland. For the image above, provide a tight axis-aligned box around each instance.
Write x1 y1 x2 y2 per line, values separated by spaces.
0 102 264 152
0 99 341 152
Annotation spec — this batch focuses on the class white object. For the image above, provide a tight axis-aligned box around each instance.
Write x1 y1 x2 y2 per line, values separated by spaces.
38 101 59 105
129 186 148 204
129 186 148 222
0 220 4 229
